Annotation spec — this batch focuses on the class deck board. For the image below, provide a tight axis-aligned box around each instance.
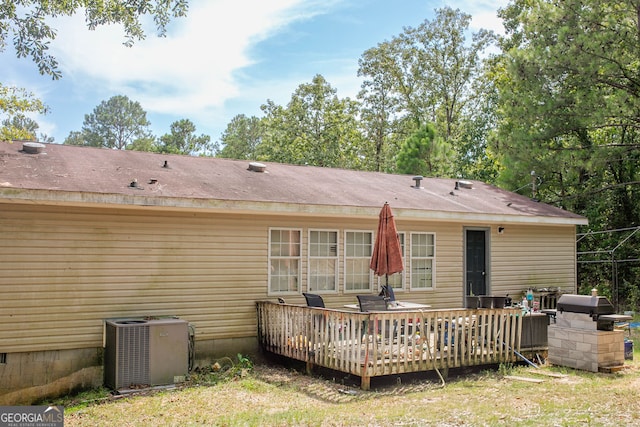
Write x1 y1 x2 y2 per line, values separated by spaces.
257 301 524 389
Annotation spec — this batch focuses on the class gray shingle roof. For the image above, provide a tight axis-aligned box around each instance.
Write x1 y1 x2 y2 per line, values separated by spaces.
0 141 587 224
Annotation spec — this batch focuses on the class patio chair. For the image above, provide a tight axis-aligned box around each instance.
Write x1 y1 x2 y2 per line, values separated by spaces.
303 293 325 308
357 295 388 312
357 295 395 340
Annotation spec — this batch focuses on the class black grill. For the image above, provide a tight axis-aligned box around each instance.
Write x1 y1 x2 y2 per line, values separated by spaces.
556 294 614 317
556 294 631 331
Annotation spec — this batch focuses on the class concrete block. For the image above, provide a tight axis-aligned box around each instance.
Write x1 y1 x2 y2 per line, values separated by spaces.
551 327 571 341
548 337 563 348
576 359 598 372
583 333 598 344
576 342 593 352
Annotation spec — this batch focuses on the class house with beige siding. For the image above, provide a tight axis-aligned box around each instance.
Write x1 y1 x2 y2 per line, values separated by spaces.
0 141 587 403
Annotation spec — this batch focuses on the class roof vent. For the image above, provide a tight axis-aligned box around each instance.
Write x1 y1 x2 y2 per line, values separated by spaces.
458 180 473 189
248 162 266 173
22 142 45 154
412 176 423 189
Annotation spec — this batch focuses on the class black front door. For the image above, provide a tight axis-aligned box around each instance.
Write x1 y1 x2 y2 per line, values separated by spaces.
466 230 486 296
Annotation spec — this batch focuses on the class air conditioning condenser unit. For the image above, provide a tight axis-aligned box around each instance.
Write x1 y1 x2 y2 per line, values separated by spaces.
104 318 189 390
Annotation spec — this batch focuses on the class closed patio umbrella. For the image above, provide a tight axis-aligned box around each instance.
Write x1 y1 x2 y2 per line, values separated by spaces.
370 202 404 288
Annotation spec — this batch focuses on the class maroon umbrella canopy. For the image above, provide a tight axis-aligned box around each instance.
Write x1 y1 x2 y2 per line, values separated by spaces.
370 202 404 279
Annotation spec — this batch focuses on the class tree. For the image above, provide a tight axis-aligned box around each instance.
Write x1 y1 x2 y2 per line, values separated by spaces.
127 136 158 153
258 74 365 169
357 43 405 172
0 113 52 142
217 114 263 160
157 119 211 155
395 123 454 177
1 0 188 78
64 95 151 150
357 7 496 176
495 0 640 303
495 0 640 214
0 84 48 141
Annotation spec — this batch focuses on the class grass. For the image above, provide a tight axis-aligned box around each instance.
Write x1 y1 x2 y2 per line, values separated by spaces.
48 330 640 427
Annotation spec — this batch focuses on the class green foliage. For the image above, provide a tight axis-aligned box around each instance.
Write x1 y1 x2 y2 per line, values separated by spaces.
64 95 152 150
0 113 53 142
127 136 158 153
217 114 263 159
190 354 254 386
495 0 640 305
0 84 48 142
258 74 365 169
396 123 454 177
0 0 189 78
157 119 211 155
357 7 497 176
357 42 405 172
497 362 516 376
37 387 112 410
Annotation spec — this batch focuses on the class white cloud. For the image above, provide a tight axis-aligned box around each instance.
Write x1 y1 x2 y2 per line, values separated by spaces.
4 0 509 142
445 0 509 34
49 0 335 119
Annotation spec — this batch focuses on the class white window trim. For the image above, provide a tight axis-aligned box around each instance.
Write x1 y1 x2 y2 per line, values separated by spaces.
307 229 339 294
268 227 302 296
343 229 374 294
409 232 436 291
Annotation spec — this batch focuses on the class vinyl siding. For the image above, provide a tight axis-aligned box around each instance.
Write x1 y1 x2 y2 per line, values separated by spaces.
1 204 270 352
0 203 578 353
490 224 577 295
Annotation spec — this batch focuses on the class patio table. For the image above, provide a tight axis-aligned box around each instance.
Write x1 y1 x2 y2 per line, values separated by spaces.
343 301 431 311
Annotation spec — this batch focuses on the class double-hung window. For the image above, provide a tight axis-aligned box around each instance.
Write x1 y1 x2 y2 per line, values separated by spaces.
410 232 435 289
344 231 373 292
268 228 301 294
308 230 338 292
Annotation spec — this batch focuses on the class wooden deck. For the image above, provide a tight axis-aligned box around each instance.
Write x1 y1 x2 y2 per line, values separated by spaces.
256 301 524 389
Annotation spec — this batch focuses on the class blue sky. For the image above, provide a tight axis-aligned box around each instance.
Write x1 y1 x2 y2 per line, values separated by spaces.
1 0 508 145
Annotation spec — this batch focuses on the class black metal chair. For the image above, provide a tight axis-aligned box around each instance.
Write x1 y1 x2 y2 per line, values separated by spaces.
357 295 388 312
357 295 394 340
303 293 325 308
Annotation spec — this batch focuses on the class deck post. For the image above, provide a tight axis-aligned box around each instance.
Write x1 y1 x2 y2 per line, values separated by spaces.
361 375 370 390
256 302 525 389
441 366 449 379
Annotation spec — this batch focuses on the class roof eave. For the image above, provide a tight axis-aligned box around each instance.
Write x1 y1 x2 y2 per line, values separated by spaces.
0 188 589 226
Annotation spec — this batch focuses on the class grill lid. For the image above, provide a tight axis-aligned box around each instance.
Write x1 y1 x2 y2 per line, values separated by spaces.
556 294 615 316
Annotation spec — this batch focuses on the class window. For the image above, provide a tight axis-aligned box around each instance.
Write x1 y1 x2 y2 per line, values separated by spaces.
308 230 338 292
410 232 435 289
379 232 405 290
269 228 301 294
345 231 373 292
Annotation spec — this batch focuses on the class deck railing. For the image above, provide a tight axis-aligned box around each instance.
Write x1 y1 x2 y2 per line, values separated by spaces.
256 301 523 389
